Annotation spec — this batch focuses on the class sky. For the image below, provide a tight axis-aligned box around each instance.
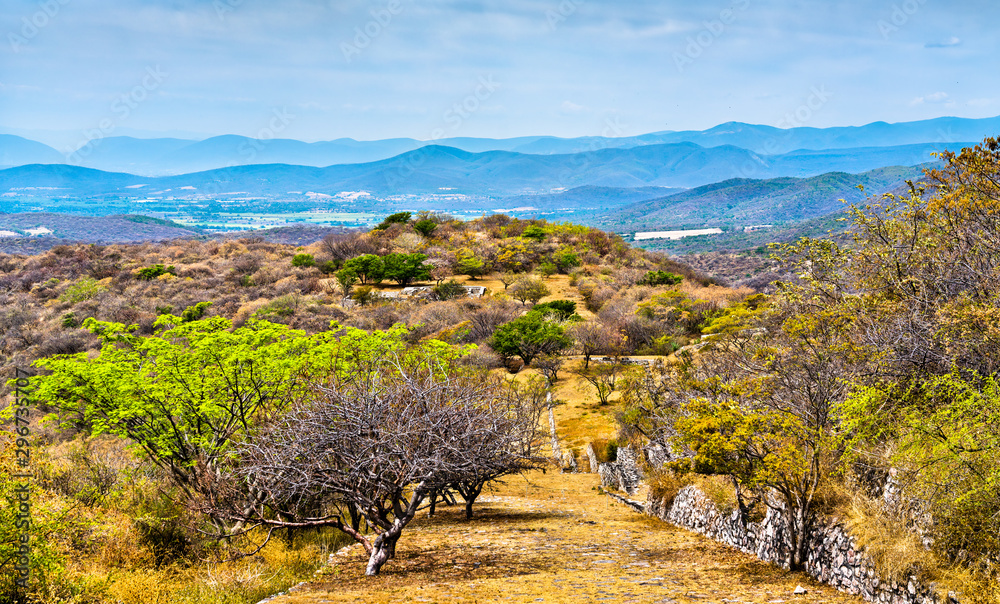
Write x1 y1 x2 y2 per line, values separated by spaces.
1 0 999 150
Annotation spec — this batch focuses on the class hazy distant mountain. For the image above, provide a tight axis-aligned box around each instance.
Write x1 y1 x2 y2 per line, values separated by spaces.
0 135 66 168
0 142 953 200
596 165 925 230
0 115 995 176
640 116 1000 154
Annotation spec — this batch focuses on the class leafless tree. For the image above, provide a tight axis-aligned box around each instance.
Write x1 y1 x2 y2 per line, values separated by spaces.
320 232 378 263
204 354 547 576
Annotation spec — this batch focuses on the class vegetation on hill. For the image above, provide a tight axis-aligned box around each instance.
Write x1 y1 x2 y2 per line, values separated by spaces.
617 136 1000 600
10 135 1000 602
0 208 762 602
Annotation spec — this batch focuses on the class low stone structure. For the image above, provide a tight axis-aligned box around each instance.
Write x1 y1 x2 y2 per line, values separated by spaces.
597 445 643 496
650 486 958 603
598 445 960 603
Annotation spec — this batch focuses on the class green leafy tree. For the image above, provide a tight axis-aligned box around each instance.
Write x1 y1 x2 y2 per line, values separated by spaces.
343 254 385 285
59 277 106 303
532 300 578 320
382 252 432 286
669 297 867 570
537 261 557 278
521 225 546 242
489 311 571 366
336 268 359 295
28 317 317 497
508 275 549 306
455 249 485 280
318 260 339 274
638 270 683 286
552 249 581 274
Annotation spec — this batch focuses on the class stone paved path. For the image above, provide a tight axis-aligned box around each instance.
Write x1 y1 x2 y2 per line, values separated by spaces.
272 472 862 604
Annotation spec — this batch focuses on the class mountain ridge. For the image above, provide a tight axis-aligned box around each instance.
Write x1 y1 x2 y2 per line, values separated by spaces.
1 115 996 176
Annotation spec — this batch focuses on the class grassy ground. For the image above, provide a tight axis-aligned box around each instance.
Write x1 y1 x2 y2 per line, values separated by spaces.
271 471 861 604
261 273 862 604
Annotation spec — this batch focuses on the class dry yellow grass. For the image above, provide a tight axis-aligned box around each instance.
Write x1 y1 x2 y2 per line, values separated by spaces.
270 471 862 604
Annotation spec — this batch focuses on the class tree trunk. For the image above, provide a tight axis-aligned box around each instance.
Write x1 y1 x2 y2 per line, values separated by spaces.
783 503 809 571
547 390 560 460
366 527 402 576
464 483 483 519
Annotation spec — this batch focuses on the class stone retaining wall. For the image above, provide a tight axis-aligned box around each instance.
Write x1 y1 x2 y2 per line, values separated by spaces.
648 486 959 604
597 445 959 604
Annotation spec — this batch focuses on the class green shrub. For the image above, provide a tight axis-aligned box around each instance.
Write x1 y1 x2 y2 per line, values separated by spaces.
522 225 546 241
638 270 683 286
413 219 437 237
60 277 106 303
553 249 581 273
433 279 465 301
374 212 412 231
531 300 577 320
254 295 300 318
135 264 175 281
180 302 212 322
291 253 315 268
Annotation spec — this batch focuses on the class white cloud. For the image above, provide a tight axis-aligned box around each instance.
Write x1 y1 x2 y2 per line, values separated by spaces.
559 100 588 115
968 98 997 107
911 92 950 106
925 36 961 48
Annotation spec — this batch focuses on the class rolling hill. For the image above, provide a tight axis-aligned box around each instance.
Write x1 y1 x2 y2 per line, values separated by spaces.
1 115 996 176
0 143 957 199
595 165 925 230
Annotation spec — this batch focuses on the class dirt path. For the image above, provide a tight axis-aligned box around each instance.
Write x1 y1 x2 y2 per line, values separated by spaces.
273 472 861 604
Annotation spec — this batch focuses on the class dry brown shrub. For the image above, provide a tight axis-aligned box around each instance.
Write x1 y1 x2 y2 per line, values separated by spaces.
251 265 285 286
218 240 249 258
679 282 754 306
230 252 264 275
647 468 694 509
232 299 272 327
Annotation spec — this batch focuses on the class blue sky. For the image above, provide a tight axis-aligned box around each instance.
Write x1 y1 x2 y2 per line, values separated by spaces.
1 0 998 149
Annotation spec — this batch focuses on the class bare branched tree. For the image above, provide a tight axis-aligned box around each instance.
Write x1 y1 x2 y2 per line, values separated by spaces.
203 354 547 576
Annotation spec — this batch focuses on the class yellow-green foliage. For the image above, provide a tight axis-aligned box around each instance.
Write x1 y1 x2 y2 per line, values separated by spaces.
59 277 107 303
646 467 693 508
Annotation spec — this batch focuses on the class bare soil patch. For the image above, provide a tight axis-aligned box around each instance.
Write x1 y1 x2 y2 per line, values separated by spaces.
273 472 861 604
